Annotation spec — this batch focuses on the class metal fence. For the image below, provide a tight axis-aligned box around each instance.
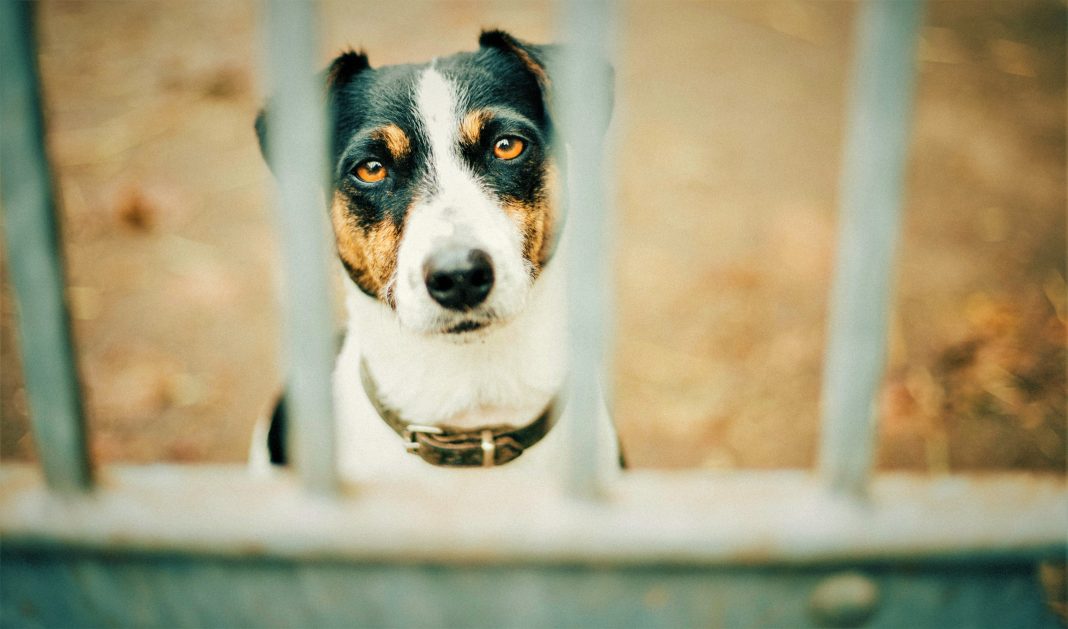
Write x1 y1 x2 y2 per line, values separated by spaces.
1 1 1065 627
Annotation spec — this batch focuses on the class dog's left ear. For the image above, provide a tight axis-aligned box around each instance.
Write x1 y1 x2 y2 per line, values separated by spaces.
255 49 371 171
478 30 614 141
479 30 553 93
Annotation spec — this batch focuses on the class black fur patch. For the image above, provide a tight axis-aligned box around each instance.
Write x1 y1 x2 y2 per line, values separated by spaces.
267 394 287 466
329 63 430 232
445 46 551 187
477 30 521 53
327 49 371 88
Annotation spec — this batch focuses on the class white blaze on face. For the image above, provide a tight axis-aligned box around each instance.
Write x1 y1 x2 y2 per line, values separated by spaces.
392 66 531 334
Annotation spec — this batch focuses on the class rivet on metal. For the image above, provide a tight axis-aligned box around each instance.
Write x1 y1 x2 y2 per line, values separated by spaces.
809 571 880 628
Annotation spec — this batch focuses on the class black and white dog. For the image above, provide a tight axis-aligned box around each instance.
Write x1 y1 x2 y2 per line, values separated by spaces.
252 31 620 481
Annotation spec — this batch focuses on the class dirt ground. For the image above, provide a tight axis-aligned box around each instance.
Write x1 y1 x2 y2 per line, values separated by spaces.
1 1 1064 474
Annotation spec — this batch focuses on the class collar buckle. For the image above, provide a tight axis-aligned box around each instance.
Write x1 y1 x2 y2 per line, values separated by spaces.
361 356 555 467
402 424 444 451
480 429 496 467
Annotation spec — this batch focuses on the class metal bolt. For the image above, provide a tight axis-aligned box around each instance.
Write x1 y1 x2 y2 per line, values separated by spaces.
809 571 880 628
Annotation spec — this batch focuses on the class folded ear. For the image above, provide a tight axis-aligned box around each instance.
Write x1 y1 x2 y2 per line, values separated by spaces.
478 30 552 92
254 49 371 169
478 30 614 142
324 49 371 89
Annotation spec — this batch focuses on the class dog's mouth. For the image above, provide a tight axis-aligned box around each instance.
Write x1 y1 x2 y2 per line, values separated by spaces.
446 320 488 334
433 309 508 338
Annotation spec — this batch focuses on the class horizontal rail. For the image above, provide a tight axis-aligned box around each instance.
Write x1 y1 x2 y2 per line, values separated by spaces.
0 1 92 493
261 0 337 494
819 0 923 496
2 550 1058 628
2 465 1064 565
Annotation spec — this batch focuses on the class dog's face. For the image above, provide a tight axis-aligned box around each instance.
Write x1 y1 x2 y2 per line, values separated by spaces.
261 31 565 338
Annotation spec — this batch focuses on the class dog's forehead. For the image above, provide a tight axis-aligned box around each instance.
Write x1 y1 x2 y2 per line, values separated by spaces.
332 48 545 150
435 50 546 122
330 64 421 150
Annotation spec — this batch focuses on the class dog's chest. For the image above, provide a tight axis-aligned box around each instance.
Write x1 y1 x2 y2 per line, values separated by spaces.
328 260 569 480
330 270 620 481
332 333 573 482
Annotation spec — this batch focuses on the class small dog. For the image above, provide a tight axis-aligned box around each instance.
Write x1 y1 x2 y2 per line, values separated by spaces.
251 31 620 481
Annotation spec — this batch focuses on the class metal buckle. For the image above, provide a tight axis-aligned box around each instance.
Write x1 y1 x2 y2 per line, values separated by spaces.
403 424 444 452
481 429 495 467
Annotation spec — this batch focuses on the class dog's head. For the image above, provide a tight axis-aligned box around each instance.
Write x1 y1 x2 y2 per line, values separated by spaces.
258 31 609 338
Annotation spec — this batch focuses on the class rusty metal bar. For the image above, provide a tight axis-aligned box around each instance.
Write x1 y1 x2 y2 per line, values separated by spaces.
0 1 93 493
819 0 924 496
261 0 337 494
557 0 617 500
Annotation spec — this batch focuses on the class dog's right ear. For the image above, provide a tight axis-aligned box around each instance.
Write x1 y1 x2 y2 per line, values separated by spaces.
324 49 371 86
254 49 371 169
478 30 613 146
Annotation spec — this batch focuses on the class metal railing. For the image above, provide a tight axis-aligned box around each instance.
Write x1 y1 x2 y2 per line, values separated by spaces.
261 0 338 495
0 0 91 494
819 0 924 497
1 1 1065 627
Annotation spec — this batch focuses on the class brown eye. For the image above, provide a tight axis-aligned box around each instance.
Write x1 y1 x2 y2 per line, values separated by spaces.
354 160 387 183
493 136 525 160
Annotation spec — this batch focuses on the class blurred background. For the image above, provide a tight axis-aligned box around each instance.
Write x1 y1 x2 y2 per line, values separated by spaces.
1 0 1064 474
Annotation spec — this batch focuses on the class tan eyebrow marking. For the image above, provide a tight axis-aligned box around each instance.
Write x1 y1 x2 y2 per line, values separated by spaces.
371 124 411 160
459 109 494 146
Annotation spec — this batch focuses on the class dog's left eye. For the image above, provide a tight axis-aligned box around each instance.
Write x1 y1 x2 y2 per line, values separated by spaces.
492 136 525 161
353 160 387 184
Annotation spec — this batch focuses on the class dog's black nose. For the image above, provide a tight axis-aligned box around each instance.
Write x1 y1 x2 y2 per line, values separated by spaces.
423 248 494 310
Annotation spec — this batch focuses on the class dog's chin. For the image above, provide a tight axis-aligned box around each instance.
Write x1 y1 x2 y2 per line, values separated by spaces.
397 308 514 343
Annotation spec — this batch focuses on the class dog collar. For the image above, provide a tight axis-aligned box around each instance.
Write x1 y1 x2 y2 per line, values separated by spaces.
358 358 558 468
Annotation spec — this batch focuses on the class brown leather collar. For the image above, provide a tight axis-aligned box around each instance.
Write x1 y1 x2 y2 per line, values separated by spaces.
359 358 558 467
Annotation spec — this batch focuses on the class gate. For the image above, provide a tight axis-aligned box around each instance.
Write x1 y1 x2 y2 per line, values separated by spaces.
2 1 1065 627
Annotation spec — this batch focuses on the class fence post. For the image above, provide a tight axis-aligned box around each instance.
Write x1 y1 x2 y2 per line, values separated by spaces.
819 0 924 497
262 0 338 494
0 1 93 493
557 0 616 499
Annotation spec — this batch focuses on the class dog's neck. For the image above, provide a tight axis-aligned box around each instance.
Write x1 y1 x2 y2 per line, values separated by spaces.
341 258 567 430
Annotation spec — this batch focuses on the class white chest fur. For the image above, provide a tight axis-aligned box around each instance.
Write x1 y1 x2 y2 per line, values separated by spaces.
332 257 620 482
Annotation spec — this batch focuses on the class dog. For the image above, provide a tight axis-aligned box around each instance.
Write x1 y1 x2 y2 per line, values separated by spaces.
250 30 621 481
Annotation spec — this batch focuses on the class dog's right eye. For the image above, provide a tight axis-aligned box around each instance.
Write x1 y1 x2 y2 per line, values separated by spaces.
353 160 387 184
492 136 526 161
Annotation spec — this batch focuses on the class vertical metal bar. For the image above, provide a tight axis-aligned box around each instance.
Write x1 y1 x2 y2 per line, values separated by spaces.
819 0 923 497
262 0 337 494
557 0 616 499
0 1 93 493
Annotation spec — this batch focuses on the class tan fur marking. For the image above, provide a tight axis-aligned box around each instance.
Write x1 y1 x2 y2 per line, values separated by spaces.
459 109 493 146
371 124 411 160
502 161 560 277
330 192 401 302
537 163 560 266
